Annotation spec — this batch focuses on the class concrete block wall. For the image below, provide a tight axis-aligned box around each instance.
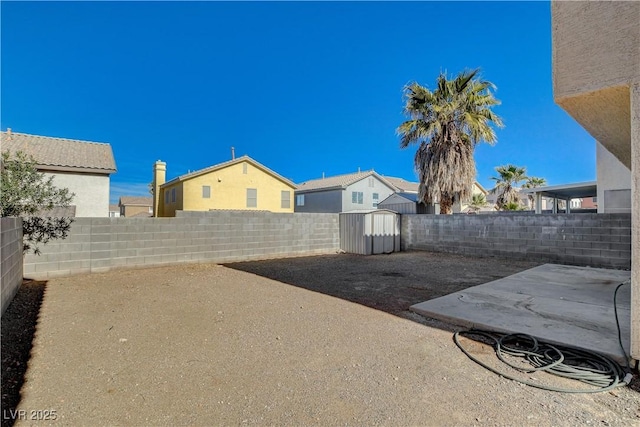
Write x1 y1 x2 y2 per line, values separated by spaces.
402 213 631 269
1 217 23 316
24 211 340 279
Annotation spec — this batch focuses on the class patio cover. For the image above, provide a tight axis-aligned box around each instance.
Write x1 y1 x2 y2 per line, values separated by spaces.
520 181 597 213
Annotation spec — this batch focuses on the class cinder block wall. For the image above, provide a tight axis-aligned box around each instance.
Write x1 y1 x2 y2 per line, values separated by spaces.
402 213 631 269
1 217 23 316
24 211 340 279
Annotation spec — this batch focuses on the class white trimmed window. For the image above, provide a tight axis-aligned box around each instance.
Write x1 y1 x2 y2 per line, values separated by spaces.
352 191 363 204
296 194 305 206
202 185 211 198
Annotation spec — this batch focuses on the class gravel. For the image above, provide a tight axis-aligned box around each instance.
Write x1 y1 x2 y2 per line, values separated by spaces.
2 253 639 426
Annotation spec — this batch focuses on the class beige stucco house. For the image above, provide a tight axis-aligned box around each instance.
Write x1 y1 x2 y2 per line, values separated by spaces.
152 156 296 217
119 196 153 217
1 129 117 217
551 1 639 360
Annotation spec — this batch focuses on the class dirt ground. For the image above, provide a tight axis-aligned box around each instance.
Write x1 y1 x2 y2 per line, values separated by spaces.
225 251 541 319
2 252 639 426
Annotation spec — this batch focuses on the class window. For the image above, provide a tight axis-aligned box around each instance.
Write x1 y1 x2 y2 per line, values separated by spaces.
372 193 379 208
296 194 305 206
373 193 379 200
243 163 248 174
246 188 257 208
171 188 176 203
165 191 169 204
281 191 291 209
202 185 211 198
352 191 363 204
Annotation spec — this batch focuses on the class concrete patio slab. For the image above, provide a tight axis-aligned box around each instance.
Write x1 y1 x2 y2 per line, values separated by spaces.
410 264 632 364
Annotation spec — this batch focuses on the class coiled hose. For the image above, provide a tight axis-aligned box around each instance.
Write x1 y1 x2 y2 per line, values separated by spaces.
453 329 631 393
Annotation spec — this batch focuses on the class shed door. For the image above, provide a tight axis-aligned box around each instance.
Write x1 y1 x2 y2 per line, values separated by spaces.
371 213 397 254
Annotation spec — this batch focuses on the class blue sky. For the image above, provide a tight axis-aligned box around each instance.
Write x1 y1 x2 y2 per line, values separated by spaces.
1 1 595 204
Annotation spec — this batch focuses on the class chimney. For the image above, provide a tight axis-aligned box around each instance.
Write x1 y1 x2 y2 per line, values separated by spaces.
322 172 325 179
231 147 235 160
152 160 166 217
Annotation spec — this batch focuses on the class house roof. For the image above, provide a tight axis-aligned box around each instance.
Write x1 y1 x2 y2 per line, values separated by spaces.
119 196 153 207
381 176 419 193
109 204 120 212
161 155 296 189
378 192 419 205
297 170 399 193
1 130 116 174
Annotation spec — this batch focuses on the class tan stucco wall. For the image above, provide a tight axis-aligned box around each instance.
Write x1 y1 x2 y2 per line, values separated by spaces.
552 1 639 98
158 161 295 216
631 83 639 360
552 1 639 168
552 1 640 359
123 205 152 217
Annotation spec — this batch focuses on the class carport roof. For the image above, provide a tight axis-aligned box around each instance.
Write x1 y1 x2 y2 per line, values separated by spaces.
520 181 597 199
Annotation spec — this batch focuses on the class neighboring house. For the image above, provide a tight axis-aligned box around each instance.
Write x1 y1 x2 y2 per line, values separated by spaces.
294 171 398 213
380 176 419 194
456 182 490 213
152 155 296 217
119 196 153 217
108 204 121 218
552 1 639 359
1 129 117 217
378 192 429 214
379 181 488 214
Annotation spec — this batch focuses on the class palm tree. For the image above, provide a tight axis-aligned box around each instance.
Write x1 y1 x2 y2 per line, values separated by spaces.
397 69 503 214
522 176 546 210
490 164 527 210
503 201 524 211
467 193 488 213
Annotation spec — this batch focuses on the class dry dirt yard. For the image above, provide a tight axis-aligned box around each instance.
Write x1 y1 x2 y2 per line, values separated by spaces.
2 252 639 426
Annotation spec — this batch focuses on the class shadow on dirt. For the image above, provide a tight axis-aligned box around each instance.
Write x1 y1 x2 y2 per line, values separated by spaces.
1 280 47 427
224 251 539 321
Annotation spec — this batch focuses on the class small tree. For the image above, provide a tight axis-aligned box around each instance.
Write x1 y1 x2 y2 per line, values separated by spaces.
490 164 527 210
1 151 75 254
522 176 547 210
467 193 488 213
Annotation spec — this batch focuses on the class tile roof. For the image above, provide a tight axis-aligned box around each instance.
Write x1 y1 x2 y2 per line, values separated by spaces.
162 155 296 188
1 130 116 173
297 170 394 192
109 204 120 212
119 196 153 206
382 176 419 193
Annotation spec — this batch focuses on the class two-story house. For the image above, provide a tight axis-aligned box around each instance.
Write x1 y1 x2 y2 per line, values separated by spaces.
294 171 399 213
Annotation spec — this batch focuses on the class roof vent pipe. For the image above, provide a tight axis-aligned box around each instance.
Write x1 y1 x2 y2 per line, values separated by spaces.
231 146 235 160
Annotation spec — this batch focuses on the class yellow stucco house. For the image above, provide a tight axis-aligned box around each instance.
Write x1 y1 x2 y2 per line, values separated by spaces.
152 156 297 217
